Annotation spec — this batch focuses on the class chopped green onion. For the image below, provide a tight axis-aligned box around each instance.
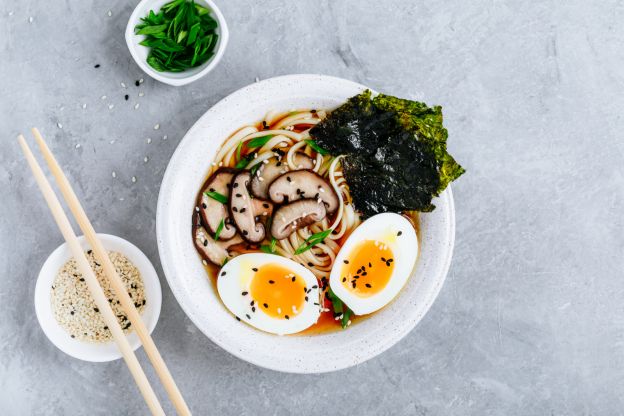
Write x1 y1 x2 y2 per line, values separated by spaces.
326 288 352 329
246 135 273 149
235 153 255 169
260 238 278 254
203 191 227 204
294 229 332 255
135 0 219 73
235 140 243 162
305 139 329 155
214 219 225 241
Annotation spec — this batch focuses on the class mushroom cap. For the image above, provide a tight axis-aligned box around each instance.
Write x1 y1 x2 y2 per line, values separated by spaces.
268 169 339 214
250 152 314 199
192 213 243 265
198 168 237 240
229 171 267 243
270 199 327 240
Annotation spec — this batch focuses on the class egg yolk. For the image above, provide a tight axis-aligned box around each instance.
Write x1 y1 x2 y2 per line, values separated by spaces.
249 264 307 319
340 240 395 297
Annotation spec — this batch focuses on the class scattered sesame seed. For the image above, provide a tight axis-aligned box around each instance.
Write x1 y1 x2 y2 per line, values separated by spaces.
154 124 160 130
57 122 63 129
108 104 114 110
138 92 145 97
107 10 112 17
241 291 248 296
111 171 116 178
75 143 81 149
397 231 403 236
132 176 137 183
8 11 14 16
120 82 126 88
101 95 107 100
134 103 140 110
143 156 148 163
139 78 144 84
28 16 33 23
94 64 100 68
146 138 152 144
82 103 87 109
124 94 129 101
163 135 168 140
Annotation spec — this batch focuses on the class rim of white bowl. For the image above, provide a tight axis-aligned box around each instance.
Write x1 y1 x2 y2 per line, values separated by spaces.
34 234 162 362
156 74 456 373
125 0 229 86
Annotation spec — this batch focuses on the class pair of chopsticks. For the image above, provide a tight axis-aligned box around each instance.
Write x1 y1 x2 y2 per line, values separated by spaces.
19 129 191 416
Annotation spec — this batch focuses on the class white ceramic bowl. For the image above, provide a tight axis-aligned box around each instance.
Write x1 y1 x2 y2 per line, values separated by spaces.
125 0 229 86
156 74 456 373
35 234 162 362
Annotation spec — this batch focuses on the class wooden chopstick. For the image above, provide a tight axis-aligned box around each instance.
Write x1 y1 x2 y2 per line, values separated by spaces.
31 128 192 416
18 135 166 416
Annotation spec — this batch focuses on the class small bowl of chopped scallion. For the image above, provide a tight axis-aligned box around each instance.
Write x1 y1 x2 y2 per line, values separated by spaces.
125 0 228 86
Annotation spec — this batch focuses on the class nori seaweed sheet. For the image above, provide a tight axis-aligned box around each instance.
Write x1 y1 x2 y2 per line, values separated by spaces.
310 90 464 217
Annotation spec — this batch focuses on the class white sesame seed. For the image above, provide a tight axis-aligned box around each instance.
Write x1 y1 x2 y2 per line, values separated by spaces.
134 103 140 110
75 143 81 149
280 142 288 147
138 92 145 97
277 308 282 314
57 122 63 129
254 153 258 158
218 161 223 166
146 138 152 144
139 78 144 84
258 177 264 182
107 10 112 17
82 103 87 109
211 162 216 166
143 156 148 163
202 260 208 266
109 139 115 144
101 95 107 100
263 159 269 164
28 16 33 23
319 188 325 193
131 176 137 183
120 82 126 88
317 198 323 204
119 197 125 201
108 104 114 110
154 124 160 130
112 171 116 178
195 206 200 212
8 11 14 16
163 135 168 140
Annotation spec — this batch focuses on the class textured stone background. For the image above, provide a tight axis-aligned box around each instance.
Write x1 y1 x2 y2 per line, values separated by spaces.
2 0 624 414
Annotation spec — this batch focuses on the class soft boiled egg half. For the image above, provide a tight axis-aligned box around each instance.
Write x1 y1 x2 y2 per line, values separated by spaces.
329 213 418 315
217 253 321 335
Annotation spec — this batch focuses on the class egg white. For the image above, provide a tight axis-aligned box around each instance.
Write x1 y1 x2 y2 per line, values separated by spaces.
217 253 321 335
329 213 418 315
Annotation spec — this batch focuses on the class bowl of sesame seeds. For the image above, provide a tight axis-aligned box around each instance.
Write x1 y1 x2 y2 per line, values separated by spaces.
35 234 162 362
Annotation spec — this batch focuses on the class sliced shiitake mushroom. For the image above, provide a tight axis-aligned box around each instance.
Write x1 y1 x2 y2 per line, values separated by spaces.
193 214 243 265
250 152 314 199
271 199 327 240
229 171 268 243
198 168 237 241
268 170 339 214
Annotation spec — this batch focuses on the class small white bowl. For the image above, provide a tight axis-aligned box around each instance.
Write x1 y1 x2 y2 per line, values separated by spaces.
35 234 162 362
125 0 229 86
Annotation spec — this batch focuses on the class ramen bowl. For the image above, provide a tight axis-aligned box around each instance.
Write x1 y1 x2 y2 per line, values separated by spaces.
156 74 455 373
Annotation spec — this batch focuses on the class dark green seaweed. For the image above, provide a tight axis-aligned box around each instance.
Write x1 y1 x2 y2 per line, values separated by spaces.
310 90 464 217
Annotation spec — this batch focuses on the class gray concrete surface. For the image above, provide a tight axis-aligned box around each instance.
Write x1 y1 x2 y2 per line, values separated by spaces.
1 0 623 414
